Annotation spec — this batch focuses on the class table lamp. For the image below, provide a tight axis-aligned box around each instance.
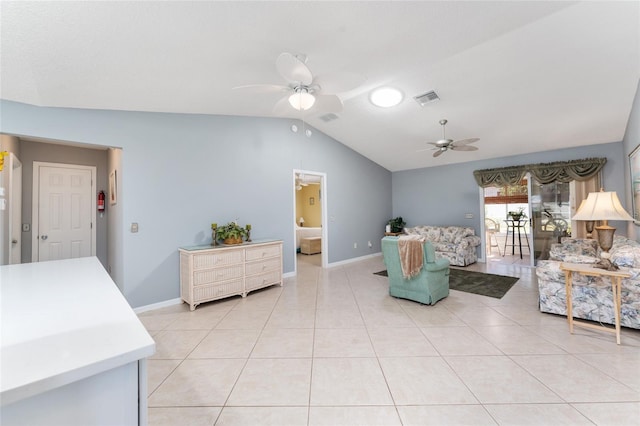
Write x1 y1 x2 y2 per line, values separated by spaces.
572 190 634 268
576 199 595 239
299 217 305 227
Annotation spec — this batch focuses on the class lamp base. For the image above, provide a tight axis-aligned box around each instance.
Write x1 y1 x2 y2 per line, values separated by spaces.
594 224 618 270
585 220 595 239
595 224 616 253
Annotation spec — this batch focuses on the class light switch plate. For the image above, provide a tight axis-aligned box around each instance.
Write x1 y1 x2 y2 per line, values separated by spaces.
22 223 30 232
131 223 139 233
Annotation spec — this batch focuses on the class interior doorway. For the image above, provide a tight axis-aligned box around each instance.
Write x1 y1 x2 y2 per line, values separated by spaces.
31 161 96 262
293 169 327 273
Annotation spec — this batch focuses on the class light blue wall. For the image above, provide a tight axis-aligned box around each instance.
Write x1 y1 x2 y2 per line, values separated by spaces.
0 100 392 307
392 141 627 238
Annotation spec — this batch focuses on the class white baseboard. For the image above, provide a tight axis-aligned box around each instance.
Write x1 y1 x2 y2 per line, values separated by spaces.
327 252 382 268
133 297 182 314
138 254 382 310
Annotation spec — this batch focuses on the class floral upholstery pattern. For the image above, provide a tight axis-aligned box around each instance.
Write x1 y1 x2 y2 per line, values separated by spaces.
549 238 598 258
404 226 480 266
536 236 640 329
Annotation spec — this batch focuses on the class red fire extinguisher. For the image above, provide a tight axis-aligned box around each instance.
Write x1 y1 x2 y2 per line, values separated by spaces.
98 190 106 213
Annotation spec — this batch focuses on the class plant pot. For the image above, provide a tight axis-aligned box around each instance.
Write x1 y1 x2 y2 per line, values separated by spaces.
223 237 243 245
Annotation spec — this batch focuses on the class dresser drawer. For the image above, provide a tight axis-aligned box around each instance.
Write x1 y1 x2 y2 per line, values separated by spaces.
245 244 281 261
194 279 244 301
245 270 281 292
193 250 243 269
245 257 280 276
194 265 244 286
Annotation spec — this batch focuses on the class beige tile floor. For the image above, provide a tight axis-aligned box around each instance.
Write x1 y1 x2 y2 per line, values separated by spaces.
140 253 640 426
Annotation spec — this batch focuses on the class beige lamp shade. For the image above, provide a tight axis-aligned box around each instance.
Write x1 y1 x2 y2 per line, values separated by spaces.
572 191 634 222
572 190 633 260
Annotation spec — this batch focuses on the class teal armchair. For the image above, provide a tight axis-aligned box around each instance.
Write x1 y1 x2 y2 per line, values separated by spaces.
381 236 450 305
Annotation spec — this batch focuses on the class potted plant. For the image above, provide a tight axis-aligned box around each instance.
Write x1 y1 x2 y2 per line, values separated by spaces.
508 208 527 221
214 221 248 245
388 216 406 233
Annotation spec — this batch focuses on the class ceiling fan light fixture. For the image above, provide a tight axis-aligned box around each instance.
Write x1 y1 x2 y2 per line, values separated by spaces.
369 87 403 108
288 90 316 110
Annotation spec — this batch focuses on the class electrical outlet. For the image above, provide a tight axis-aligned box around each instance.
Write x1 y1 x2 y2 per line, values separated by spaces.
353 242 357 249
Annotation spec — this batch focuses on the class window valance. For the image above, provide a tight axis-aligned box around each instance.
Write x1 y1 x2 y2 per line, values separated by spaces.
473 158 607 188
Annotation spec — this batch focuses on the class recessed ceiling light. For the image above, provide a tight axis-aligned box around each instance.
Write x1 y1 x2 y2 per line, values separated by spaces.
370 87 403 108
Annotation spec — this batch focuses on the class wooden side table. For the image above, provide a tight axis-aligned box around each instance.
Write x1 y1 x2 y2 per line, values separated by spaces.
560 262 630 344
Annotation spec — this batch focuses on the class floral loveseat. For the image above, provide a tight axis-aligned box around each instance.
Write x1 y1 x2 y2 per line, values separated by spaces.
536 236 640 329
404 226 481 266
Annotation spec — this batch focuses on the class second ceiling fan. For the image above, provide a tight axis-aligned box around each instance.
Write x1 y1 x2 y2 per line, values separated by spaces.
418 119 480 157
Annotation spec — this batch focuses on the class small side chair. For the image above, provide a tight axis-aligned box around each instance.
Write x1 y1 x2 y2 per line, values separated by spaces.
485 218 502 256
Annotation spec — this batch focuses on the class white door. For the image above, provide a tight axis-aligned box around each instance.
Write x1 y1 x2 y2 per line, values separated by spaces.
8 154 22 264
33 162 96 262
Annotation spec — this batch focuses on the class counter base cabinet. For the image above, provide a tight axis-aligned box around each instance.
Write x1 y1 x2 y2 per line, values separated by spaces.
180 240 283 311
1 361 143 426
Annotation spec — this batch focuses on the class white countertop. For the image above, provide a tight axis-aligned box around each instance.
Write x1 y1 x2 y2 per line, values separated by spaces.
1 257 155 405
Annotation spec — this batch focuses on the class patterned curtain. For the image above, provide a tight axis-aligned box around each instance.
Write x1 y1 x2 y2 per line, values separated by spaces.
473 158 606 187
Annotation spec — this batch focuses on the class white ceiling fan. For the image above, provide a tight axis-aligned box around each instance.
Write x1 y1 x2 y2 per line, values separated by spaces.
417 119 480 157
234 52 363 114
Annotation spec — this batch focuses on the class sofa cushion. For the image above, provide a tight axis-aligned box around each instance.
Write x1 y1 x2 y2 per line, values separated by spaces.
610 236 640 268
441 226 474 244
432 242 457 253
406 226 443 242
551 238 599 259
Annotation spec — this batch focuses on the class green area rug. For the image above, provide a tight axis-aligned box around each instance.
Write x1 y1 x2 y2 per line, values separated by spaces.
373 268 519 299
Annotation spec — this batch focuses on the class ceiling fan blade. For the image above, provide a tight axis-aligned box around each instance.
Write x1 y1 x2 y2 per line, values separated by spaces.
314 73 366 94
450 145 479 151
451 138 480 146
272 95 292 115
232 84 290 94
276 52 313 85
433 149 445 158
311 94 343 113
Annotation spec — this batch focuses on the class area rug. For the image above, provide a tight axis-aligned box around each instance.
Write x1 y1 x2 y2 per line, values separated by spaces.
373 268 519 299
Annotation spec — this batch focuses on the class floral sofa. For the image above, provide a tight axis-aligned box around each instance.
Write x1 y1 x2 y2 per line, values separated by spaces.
404 225 481 266
536 236 640 329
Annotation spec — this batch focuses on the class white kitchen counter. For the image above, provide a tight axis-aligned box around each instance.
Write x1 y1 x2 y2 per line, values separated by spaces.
1 257 155 424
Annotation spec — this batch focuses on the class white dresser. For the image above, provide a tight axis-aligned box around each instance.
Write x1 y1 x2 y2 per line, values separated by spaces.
179 239 283 310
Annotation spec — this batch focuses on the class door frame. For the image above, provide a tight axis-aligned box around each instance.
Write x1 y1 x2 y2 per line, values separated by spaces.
8 153 22 264
292 169 328 274
31 161 97 262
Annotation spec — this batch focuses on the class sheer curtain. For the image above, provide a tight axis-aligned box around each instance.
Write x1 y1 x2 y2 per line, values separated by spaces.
571 175 601 239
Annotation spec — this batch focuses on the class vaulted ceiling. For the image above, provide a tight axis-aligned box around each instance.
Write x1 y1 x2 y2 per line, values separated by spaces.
1 1 638 171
